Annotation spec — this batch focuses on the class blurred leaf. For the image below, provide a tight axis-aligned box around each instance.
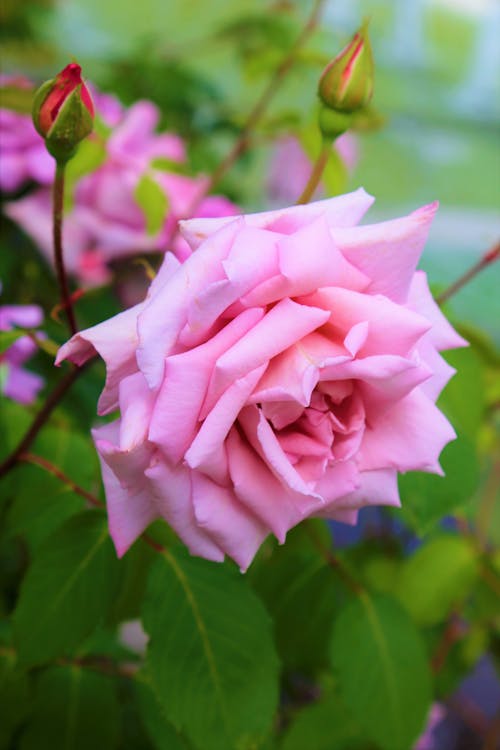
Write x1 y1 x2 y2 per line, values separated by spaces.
0 649 31 750
135 677 192 750
134 173 168 235
280 693 364 750
13 510 120 666
252 550 337 673
396 535 478 626
330 592 432 750
399 435 480 533
106 539 156 626
142 548 279 750
64 135 108 211
439 347 486 439
0 85 33 114
19 665 120 750
0 329 25 354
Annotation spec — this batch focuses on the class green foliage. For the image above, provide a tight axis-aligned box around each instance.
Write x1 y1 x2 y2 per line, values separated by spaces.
19 665 120 750
134 173 169 235
0 650 31 749
330 593 432 750
280 694 364 750
396 535 479 626
13 511 121 666
142 547 280 750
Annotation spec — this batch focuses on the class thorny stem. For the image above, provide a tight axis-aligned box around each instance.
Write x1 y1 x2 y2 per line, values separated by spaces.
0 360 92 478
436 241 499 307
296 141 331 204
53 162 77 335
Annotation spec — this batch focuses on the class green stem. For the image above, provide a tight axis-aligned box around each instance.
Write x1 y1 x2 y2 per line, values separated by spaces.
53 162 77 335
296 141 331 205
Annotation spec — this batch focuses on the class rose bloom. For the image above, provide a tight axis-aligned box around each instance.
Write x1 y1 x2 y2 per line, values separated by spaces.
0 301 44 405
57 189 466 571
5 99 238 285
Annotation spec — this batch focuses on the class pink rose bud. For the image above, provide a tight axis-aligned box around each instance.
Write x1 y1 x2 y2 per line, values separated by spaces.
32 63 94 163
318 21 374 114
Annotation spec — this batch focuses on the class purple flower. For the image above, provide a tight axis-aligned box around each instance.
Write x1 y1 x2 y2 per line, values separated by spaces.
0 302 44 405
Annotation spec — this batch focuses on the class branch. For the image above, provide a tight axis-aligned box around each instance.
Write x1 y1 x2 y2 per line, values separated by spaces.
53 162 78 335
19 451 102 507
436 241 499 307
0 360 93 478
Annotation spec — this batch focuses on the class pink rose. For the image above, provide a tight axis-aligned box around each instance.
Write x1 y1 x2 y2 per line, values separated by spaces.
57 189 466 571
5 100 239 284
0 301 44 405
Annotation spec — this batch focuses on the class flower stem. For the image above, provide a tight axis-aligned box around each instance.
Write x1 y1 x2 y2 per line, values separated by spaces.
305 520 363 594
53 162 77 335
19 451 102 507
436 241 499 307
296 141 331 205
0 360 92 478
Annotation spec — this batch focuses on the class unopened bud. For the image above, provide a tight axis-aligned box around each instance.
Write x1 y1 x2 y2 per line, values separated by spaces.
318 21 374 114
32 63 94 163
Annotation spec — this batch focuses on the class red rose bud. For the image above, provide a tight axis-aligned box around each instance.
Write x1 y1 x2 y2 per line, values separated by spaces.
318 21 374 113
32 63 94 163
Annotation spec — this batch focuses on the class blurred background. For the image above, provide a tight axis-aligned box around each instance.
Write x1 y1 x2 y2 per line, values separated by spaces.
1 2 499 749
1 0 499 338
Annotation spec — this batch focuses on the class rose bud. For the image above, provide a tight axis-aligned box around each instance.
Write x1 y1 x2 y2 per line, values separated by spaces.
318 21 374 113
318 106 353 141
32 63 94 163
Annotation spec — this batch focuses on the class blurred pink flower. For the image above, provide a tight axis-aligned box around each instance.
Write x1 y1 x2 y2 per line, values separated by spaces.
0 301 44 405
267 133 359 206
5 99 239 284
413 704 445 750
57 189 466 571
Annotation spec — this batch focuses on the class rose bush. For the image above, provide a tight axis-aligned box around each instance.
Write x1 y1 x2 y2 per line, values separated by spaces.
57 189 466 570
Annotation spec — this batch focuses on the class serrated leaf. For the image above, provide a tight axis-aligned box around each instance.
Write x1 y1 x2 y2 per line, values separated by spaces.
330 593 432 750
19 665 120 750
135 677 192 750
396 535 478 626
13 510 120 666
142 548 279 750
134 173 168 235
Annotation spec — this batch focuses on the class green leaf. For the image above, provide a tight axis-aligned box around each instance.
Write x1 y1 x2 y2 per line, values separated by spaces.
6 427 100 553
396 535 479 626
142 548 280 750
330 592 432 750
13 510 121 666
439 347 486 439
0 650 31 750
136 677 192 750
0 329 25 354
134 173 169 235
106 539 156 627
252 551 337 672
399 435 480 533
64 136 108 211
19 665 120 750
280 694 363 750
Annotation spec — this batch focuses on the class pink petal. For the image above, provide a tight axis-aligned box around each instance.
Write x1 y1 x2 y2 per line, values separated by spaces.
192 472 268 572
408 271 468 350
144 459 225 563
118 372 156 451
321 468 400 515
203 298 330 413
332 202 439 303
359 388 457 475
149 308 264 462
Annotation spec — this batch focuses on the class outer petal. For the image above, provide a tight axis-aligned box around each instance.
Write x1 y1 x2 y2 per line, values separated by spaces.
332 202 438 303
192 472 268 572
179 188 375 251
144 459 225 563
408 270 468 351
93 421 158 557
56 304 142 414
320 468 401 515
359 389 457 475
